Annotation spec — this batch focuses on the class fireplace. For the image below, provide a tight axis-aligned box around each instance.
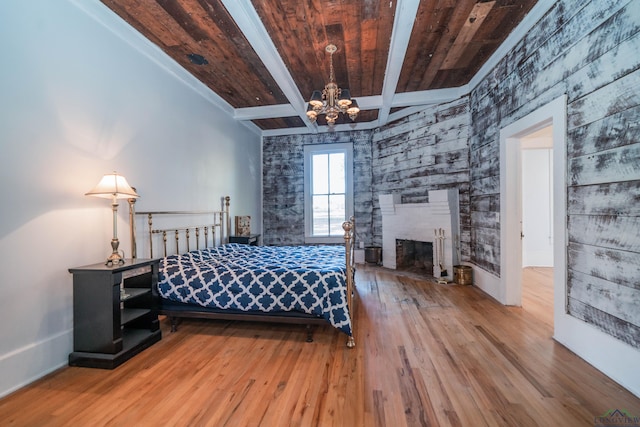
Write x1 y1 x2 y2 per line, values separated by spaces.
396 239 433 276
379 189 459 280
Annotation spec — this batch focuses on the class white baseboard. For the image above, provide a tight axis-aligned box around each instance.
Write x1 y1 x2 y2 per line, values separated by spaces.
465 263 502 303
0 330 72 399
555 312 640 398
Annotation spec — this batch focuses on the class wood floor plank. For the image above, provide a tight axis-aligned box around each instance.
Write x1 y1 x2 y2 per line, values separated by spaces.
0 265 638 426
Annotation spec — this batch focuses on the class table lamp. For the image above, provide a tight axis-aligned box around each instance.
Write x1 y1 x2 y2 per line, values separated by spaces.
86 172 139 265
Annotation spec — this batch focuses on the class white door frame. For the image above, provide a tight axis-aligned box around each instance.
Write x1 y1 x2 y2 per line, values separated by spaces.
499 94 567 307
498 94 640 397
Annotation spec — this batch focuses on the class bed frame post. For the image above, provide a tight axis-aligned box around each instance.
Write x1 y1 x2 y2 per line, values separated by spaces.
148 214 154 259
224 196 231 243
128 196 137 260
343 217 356 348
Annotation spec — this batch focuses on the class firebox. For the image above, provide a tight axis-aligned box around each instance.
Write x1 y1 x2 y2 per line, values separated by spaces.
395 239 434 276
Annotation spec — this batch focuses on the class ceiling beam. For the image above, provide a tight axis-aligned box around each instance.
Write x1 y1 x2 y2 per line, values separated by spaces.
262 118 380 138
391 87 466 108
219 0 315 131
233 88 463 122
234 94 386 121
377 0 421 127
234 104 298 121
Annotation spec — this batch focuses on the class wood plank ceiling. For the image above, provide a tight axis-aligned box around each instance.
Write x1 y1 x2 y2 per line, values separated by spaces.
100 0 537 135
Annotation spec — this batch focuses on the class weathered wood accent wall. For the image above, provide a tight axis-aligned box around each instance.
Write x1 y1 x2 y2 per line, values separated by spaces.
263 97 471 254
469 0 640 347
262 131 373 246
371 98 471 257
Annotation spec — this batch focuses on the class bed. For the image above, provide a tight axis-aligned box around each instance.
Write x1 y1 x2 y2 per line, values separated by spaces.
127 196 356 347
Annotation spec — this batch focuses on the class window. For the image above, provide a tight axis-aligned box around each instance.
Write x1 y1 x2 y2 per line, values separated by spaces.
304 143 353 244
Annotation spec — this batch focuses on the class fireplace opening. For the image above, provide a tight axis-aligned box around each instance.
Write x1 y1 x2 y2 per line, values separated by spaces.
395 239 434 276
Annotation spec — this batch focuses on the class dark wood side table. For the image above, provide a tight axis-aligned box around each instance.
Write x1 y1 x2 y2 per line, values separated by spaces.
68 258 161 369
229 234 260 246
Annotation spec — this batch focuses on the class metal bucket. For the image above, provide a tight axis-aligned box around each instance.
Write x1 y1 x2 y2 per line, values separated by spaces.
453 265 473 285
364 246 382 264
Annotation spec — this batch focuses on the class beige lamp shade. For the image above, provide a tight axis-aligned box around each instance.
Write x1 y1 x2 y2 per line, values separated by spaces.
85 172 138 265
85 172 139 199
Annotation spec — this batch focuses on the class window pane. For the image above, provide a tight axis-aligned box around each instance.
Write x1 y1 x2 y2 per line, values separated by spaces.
329 194 345 235
312 154 328 194
329 153 345 194
304 143 352 242
312 195 329 235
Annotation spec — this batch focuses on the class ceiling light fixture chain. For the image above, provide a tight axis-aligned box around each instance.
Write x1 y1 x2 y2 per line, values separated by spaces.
306 44 359 127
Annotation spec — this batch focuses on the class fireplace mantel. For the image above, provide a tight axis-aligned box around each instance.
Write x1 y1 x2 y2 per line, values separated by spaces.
379 189 460 280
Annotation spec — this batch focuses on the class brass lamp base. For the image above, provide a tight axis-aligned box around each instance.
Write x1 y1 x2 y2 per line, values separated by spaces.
106 253 125 266
105 238 125 266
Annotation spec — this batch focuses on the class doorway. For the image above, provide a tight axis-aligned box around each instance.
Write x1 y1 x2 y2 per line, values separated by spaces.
521 127 555 322
499 95 567 321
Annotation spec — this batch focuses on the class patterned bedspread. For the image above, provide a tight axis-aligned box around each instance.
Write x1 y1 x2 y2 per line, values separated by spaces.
158 244 352 336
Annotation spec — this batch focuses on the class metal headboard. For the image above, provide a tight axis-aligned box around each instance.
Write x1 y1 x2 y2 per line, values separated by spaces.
128 196 230 259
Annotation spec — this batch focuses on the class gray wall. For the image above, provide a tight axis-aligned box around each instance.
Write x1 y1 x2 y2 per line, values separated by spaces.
469 0 640 347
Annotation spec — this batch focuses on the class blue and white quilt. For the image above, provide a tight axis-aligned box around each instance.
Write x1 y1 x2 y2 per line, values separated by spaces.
158 244 352 336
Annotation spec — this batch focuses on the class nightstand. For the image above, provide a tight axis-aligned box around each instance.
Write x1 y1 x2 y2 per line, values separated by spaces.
229 234 260 246
68 258 161 369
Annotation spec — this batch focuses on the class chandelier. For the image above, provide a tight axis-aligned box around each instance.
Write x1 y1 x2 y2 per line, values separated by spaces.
306 44 359 126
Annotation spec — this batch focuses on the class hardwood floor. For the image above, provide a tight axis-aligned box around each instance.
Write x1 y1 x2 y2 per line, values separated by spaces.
1 265 638 426
521 267 554 327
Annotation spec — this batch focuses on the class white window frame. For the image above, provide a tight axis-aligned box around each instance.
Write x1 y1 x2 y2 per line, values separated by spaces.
303 143 354 244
